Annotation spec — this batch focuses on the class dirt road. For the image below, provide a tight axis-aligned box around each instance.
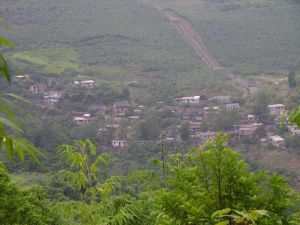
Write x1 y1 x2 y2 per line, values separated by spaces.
163 9 250 95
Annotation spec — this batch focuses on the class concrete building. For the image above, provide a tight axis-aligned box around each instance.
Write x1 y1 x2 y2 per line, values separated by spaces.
43 91 61 104
175 96 201 104
189 122 202 134
113 101 129 117
268 104 285 115
14 75 30 82
288 125 300 136
73 114 95 125
268 135 285 148
209 95 231 104
74 80 96 88
226 103 240 110
235 123 262 139
112 140 128 148
247 114 256 122
196 131 216 143
28 83 46 95
204 106 220 115
183 108 204 121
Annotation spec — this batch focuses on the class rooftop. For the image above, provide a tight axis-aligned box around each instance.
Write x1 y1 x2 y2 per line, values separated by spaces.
269 135 284 142
268 104 285 107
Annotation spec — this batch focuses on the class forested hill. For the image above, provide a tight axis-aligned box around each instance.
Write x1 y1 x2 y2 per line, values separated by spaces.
2 0 300 77
0 0 300 224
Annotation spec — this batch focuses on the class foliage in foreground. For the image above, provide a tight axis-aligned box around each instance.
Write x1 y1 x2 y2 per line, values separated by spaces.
0 31 43 163
0 162 61 225
54 134 300 225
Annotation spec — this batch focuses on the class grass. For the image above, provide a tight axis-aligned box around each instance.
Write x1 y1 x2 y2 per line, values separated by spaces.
11 47 79 75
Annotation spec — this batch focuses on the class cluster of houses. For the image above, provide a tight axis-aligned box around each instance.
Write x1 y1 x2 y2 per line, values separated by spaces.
170 95 298 149
27 83 61 104
70 92 299 149
26 78 98 105
16 75 299 150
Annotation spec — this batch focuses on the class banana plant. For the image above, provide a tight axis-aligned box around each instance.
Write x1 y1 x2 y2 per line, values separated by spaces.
57 139 111 192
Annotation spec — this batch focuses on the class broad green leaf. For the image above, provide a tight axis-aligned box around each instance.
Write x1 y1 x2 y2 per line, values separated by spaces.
215 221 229 225
0 117 22 132
212 208 231 218
0 54 11 84
0 36 14 48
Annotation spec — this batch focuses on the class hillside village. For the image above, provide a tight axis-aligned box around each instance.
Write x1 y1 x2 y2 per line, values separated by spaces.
13 74 300 153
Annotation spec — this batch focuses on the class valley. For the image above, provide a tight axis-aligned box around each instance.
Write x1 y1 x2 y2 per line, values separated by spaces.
0 0 300 224
1 0 300 189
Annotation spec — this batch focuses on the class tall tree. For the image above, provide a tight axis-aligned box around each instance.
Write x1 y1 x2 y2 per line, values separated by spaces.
251 91 271 120
288 71 297 88
0 162 61 225
57 139 111 192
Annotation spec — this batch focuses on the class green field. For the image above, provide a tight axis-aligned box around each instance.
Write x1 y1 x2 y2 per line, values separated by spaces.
2 0 243 103
2 0 299 101
178 0 300 75
11 48 79 75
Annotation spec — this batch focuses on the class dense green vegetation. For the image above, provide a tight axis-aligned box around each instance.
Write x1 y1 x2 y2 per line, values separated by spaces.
1 59 300 224
178 0 300 75
30 135 300 224
1 0 300 223
1 0 242 104
11 48 79 75
0 163 61 225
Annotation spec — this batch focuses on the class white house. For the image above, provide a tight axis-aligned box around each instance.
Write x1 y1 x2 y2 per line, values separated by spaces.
196 131 216 142
204 106 220 115
112 140 128 148
235 123 262 139
288 125 300 136
268 135 285 148
14 74 30 82
73 114 95 125
176 96 201 104
268 104 285 115
81 80 95 88
74 80 96 88
44 91 61 104
209 96 231 104
226 103 240 110
28 83 47 95
113 101 129 117
247 114 256 122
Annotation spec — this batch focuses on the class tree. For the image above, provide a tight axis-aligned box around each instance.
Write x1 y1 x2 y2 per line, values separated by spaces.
151 133 299 225
137 112 161 140
180 122 190 140
57 139 111 192
209 110 242 131
290 106 300 128
52 134 300 225
0 162 61 225
211 208 269 225
251 91 271 120
288 72 297 88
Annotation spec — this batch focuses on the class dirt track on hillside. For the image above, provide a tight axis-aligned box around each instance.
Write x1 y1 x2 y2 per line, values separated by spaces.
162 9 250 95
